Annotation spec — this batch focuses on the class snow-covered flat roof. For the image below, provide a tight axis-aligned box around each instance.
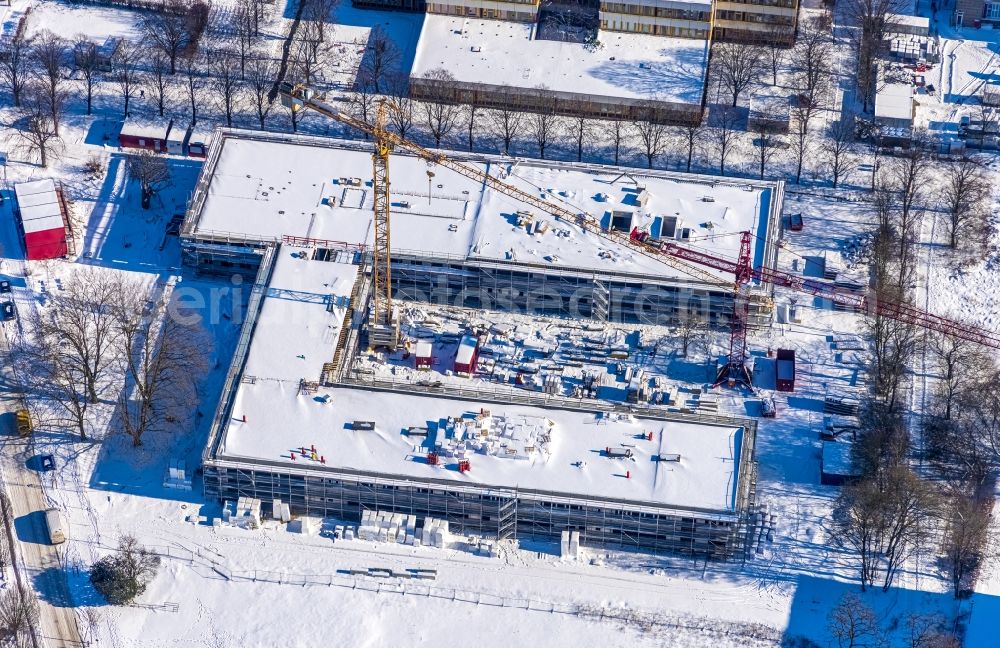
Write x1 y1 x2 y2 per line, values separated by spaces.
240 248 359 384
219 383 744 512
875 83 914 122
188 131 776 284
410 16 709 107
212 240 745 513
120 118 172 140
14 179 65 233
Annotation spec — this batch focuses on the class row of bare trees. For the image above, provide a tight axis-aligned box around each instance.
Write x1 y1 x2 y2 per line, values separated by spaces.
833 145 997 601
21 269 209 446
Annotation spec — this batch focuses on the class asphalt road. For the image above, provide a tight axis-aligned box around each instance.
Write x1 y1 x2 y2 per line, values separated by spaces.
1 335 83 646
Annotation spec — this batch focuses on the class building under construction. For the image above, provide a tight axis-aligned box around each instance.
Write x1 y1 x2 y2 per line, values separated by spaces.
184 129 780 558
199 243 761 559
181 129 783 331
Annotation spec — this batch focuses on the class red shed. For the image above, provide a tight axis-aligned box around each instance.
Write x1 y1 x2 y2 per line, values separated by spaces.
13 179 70 260
415 339 433 370
119 118 173 152
454 335 479 376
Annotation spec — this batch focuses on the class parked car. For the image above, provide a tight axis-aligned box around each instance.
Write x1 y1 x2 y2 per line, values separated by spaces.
15 409 32 437
0 280 10 294
44 508 67 545
0 301 14 321
761 396 777 418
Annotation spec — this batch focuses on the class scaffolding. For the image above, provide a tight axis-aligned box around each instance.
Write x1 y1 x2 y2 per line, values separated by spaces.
204 410 756 560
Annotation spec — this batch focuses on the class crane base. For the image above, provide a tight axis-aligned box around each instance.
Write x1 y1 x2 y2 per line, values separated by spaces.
712 363 753 390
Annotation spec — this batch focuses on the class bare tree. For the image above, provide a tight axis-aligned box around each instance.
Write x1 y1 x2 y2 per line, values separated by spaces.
528 93 559 159
0 30 32 107
140 0 193 75
888 146 928 288
0 585 39 646
751 119 782 180
867 304 918 410
15 91 63 168
32 32 69 137
566 115 589 163
384 74 415 140
631 117 668 169
350 68 378 137
73 37 102 115
878 466 935 591
930 332 986 420
827 592 880 647
674 119 704 173
711 42 765 107
112 283 210 447
26 270 123 437
181 52 206 125
291 19 334 86
113 40 143 119
675 305 706 357
940 154 990 250
418 70 461 147
941 484 992 597
834 477 885 590
128 150 171 209
233 4 257 79
789 103 812 184
302 0 339 43
826 116 857 189
463 103 480 152
212 50 244 128
487 87 524 156
246 55 276 130
361 25 399 93
846 0 905 111
763 33 785 87
114 535 160 596
608 118 628 166
145 49 172 118
709 106 741 176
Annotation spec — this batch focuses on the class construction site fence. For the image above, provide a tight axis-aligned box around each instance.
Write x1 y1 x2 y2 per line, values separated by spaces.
145 543 781 642
336 375 753 429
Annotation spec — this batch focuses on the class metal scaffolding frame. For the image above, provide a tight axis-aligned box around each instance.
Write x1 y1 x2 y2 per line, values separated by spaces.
205 413 756 560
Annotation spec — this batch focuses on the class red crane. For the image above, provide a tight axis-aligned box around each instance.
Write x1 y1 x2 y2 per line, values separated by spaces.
279 83 1000 388
641 229 1000 387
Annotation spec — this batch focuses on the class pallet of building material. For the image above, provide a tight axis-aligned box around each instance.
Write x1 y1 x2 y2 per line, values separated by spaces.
823 396 860 416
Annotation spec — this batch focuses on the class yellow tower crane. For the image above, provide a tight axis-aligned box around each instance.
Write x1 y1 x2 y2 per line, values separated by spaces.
282 84 399 347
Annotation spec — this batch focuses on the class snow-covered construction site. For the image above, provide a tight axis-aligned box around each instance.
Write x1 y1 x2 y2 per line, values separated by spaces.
185 129 776 558
6 0 1000 643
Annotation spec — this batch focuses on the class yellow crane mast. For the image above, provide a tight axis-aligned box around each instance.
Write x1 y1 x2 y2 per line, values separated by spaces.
282 85 399 347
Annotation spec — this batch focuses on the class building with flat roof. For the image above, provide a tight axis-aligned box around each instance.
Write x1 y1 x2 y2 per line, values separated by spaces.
181 129 783 330
201 243 760 558
409 15 710 125
874 82 914 130
712 0 799 46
